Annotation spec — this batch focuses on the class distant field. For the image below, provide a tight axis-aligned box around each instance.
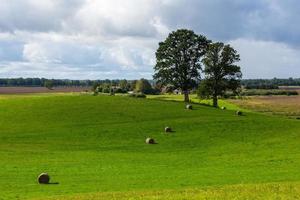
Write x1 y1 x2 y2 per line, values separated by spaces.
0 86 91 94
278 86 300 90
229 95 300 118
0 94 299 199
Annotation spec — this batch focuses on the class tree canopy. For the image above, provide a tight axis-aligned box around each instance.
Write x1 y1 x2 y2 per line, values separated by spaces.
154 29 210 102
198 42 242 107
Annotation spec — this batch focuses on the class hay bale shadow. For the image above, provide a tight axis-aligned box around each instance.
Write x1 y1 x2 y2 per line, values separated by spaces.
47 182 59 185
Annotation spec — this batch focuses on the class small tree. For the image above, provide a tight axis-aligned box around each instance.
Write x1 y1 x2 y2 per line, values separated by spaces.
119 79 129 92
198 42 242 107
135 78 153 94
129 80 137 91
154 29 210 102
44 80 54 90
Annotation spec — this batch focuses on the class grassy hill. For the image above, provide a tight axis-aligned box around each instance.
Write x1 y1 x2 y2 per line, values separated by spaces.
0 94 299 199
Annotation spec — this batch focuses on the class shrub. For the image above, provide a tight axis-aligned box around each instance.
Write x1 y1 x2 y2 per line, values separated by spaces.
95 86 103 93
93 91 99 96
114 88 127 94
102 88 110 93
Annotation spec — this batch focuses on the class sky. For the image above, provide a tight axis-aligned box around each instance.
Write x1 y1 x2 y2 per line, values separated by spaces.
0 0 300 79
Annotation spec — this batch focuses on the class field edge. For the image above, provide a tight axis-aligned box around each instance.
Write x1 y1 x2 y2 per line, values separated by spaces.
32 182 300 200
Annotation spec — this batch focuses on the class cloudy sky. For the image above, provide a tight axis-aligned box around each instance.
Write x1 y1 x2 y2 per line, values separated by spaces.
0 0 300 79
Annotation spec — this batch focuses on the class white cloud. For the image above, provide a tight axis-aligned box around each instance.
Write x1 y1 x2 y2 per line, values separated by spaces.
23 43 55 63
230 38 300 78
0 0 300 79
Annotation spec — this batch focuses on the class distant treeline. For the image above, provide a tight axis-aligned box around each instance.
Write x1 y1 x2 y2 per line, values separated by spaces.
0 78 143 87
1 77 300 89
0 78 92 87
241 78 300 89
240 89 298 96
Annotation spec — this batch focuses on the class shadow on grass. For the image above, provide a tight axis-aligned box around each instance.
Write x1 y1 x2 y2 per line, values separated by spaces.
40 182 59 185
147 95 232 111
48 182 59 185
163 130 176 134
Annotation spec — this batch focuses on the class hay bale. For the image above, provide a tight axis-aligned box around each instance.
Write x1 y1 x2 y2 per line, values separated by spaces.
221 106 226 110
165 127 172 133
145 138 155 144
236 110 242 116
38 173 50 184
186 104 192 110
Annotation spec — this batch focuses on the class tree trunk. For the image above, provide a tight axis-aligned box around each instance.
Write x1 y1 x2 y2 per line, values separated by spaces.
184 90 189 102
213 95 218 107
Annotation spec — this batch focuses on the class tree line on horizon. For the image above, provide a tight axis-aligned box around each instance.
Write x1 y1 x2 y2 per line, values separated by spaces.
0 77 300 88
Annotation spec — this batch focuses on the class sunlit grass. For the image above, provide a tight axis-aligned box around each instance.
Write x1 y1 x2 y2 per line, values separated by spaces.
0 94 299 199
35 182 300 200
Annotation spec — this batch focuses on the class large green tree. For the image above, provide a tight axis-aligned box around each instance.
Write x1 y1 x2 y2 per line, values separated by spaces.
154 29 210 102
198 42 242 107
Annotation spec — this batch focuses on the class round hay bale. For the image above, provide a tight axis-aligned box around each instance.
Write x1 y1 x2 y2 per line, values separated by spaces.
38 173 50 184
186 104 192 110
236 110 242 116
145 138 155 144
221 106 226 110
165 127 172 133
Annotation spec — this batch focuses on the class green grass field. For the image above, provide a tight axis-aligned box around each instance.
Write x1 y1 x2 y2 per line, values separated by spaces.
0 94 300 199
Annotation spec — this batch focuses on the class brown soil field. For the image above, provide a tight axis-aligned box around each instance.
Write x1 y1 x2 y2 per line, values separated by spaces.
229 91 300 118
278 86 300 90
0 87 91 94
